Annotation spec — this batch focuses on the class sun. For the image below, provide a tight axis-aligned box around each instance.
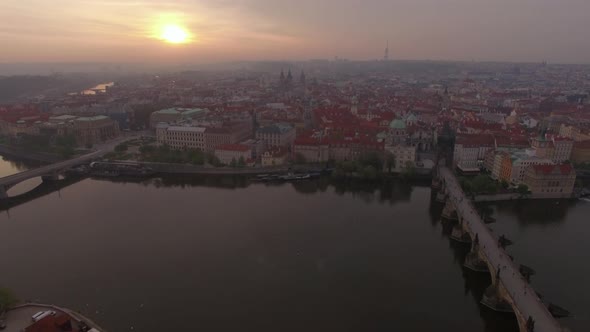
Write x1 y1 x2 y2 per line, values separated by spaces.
160 24 189 44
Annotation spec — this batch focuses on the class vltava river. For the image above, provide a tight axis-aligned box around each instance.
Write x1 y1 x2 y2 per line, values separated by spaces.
0 157 587 331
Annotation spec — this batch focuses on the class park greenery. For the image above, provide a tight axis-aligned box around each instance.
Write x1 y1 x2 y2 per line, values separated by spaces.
331 151 412 180
459 174 531 196
138 144 221 166
0 287 17 312
9 133 77 158
575 162 590 170
459 174 502 195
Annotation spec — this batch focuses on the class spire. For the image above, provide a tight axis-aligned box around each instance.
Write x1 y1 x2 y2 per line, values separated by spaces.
384 40 389 61
280 69 285 82
287 68 293 81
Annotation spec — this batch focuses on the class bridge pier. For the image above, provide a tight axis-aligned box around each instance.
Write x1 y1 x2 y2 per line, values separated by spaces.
450 219 472 244
441 200 458 221
435 190 447 203
463 234 489 272
481 267 515 314
0 185 7 199
42 174 60 182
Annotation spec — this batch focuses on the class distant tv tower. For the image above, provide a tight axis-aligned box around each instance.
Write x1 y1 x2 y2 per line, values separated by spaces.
384 40 389 61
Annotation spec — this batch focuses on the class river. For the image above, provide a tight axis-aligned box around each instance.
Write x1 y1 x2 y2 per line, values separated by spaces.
0 156 587 331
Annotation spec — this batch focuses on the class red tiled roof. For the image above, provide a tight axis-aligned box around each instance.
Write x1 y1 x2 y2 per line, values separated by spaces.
531 164 573 176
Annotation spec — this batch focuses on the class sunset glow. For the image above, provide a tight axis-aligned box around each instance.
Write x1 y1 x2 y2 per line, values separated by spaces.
160 24 189 44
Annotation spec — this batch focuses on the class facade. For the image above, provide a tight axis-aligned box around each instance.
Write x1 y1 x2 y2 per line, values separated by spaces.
388 119 407 144
293 137 330 163
205 127 234 152
261 147 289 166
256 123 296 148
73 115 120 146
572 140 590 164
531 136 573 163
523 164 576 196
241 139 266 161
552 137 574 163
453 134 495 172
214 144 252 165
156 124 206 150
386 144 417 170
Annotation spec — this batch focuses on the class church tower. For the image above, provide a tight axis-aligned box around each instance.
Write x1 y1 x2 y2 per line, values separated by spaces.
351 96 358 116
384 41 389 61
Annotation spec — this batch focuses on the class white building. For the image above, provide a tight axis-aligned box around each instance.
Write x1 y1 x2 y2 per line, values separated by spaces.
386 144 416 170
156 123 206 150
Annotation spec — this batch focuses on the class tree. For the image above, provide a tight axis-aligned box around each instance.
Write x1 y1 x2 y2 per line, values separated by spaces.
294 152 307 164
362 165 378 180
0 287 17 312
139 144 155 154
230 157 238 168
517 184 530 197
238 156 246 167
114 143 128 152
385 152 396 174
341 161 356 173
501 179 509 189
402 161 416 178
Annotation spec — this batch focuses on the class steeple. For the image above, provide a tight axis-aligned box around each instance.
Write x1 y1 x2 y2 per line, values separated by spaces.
287 69 293 82
300 70 306 85
280 69 285 83
384 40 389 61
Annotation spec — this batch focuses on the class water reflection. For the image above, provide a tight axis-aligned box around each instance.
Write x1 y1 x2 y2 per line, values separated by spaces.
102 174 421 206
486 200 573 226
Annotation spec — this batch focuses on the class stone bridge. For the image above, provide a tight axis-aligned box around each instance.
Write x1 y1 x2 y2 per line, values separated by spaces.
436 166 565 332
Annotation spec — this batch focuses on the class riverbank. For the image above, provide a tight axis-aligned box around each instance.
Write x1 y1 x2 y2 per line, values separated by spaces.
472 192 576 202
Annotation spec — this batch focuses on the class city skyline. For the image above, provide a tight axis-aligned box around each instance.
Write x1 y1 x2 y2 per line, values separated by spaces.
1 0 590 65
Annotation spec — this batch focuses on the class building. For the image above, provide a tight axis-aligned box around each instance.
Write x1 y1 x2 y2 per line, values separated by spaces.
205 127 234 152
293 136 330 163
523 164 576 196
531 135 574 163
551 137 574 163
149 107 209 128
388 119 407 144
241 139 266 161
214 144 252 165
156 123 206 150
453 134 495 173
256 123 296 148
572 140 590 164
73 115 120 146
386 144 417 170
261 147 289 166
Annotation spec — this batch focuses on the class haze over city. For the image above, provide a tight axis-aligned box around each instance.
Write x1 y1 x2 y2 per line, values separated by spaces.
1 1 590 332
2 0 590 65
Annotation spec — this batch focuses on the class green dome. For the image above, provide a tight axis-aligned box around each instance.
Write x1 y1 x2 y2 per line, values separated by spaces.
389 119 406 129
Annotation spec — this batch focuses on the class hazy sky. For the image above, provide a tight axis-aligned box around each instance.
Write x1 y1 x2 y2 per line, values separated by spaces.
1 0 590 64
